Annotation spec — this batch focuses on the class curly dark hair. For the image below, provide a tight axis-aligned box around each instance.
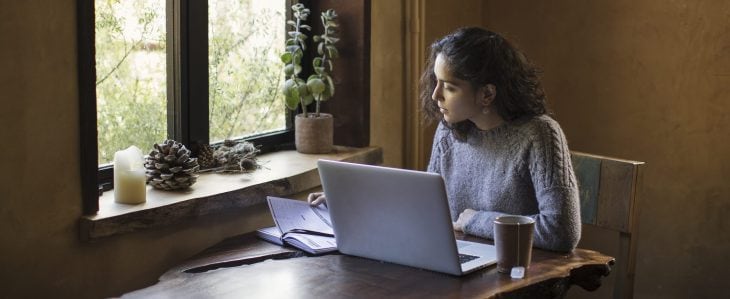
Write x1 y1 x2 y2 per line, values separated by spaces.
420 27 548 138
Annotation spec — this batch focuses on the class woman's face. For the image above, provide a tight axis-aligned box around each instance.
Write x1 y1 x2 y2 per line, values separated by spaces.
431 54 485 125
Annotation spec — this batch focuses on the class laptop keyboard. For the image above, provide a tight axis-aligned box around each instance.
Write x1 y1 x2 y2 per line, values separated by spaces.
459 253 479 264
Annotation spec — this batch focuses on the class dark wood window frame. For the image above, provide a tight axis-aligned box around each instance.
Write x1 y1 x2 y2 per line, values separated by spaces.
78 0 370 215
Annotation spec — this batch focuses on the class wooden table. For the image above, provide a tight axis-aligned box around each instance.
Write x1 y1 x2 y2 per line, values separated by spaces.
123 232 614 298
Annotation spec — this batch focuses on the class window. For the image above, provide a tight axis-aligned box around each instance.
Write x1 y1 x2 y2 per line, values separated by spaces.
79 0 371 215
208 1 287 143
95 0 168 166
94 0 289 161
92 0 291 184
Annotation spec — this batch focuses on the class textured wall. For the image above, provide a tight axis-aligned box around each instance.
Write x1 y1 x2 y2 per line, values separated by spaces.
370 0 405 167
483 1 730 298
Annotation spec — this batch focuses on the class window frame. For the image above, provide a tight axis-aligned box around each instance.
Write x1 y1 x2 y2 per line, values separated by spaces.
78 0 370 215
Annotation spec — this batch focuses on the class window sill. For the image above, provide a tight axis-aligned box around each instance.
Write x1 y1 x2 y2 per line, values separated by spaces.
80 146 383 241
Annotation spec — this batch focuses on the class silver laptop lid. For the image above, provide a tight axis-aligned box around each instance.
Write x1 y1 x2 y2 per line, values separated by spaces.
318 159 463 275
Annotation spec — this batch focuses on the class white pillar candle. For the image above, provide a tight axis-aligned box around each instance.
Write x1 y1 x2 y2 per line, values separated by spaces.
114 146 146 204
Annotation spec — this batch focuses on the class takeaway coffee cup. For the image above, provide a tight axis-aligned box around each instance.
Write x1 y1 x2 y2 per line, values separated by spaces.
494 215 535 274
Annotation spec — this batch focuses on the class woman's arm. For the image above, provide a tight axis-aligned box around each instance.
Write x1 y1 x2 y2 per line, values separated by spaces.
460 187 580 252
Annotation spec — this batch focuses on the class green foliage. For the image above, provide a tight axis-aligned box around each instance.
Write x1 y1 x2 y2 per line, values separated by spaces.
309 9 339 116
281 3 312 116
95 0 286 165
281 4 339 118
208 0 286 143
95 0 167 165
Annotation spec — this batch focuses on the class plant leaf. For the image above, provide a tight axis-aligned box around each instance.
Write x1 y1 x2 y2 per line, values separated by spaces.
324 75 335 99
283 79 295 93
283 79 300 110
280 52 292 64
284 64 295 76
291 84 300 99
286 45 299 53
296 78 309 96
301 94 314 106
326 46 339 59
284 92 299 110
307 77 326 94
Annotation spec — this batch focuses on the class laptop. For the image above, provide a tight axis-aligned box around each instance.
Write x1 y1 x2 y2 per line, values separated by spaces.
317 159 497 276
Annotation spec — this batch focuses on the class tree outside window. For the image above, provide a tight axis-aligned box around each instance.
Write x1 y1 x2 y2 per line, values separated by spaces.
94 0 287 166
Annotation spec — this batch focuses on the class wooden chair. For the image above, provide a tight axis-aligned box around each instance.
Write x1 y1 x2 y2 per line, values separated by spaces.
570 151 645 299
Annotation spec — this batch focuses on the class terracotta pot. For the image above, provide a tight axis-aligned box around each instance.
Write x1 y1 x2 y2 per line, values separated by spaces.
295 113 333 154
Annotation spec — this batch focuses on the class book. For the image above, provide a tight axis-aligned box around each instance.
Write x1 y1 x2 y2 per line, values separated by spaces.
256 196 337 255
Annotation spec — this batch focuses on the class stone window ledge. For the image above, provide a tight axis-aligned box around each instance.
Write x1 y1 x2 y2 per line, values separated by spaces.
80 146 383 241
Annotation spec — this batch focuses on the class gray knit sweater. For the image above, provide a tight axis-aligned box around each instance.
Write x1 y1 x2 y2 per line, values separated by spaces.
427 115 581 252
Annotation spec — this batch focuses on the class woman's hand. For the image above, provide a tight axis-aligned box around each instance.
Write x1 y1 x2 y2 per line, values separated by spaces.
453 208 477 232
307 192 327 207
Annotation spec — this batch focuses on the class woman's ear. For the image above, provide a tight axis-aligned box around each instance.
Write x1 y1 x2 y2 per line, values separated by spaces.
479 84 497 107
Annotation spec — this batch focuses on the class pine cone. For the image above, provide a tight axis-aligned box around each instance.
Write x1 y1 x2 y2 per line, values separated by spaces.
144 140 200 190
197 144 217 169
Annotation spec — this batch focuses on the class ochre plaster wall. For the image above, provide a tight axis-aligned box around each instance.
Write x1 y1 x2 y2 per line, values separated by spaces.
483 1 730 298
370 0 405 167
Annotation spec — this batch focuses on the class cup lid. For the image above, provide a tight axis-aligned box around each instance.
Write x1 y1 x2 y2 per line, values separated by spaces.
494 215 535 225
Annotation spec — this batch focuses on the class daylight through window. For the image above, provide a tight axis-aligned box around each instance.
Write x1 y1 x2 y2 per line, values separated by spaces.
209 0 287 143
95 0 167 165
94 0 287 166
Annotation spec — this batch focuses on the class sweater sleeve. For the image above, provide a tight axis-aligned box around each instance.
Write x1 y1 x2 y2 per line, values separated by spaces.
463 119 581 252
526 119 581 251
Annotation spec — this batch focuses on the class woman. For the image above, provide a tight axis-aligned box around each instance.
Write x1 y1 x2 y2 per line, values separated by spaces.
421 27 580 252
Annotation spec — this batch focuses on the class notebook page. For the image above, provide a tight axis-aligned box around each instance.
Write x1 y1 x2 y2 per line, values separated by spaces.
268 196 334 236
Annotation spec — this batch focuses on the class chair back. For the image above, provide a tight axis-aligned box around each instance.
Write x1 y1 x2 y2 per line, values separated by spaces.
571 151 644 299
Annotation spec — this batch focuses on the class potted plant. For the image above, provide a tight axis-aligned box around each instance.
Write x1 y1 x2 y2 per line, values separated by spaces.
281 3 339 154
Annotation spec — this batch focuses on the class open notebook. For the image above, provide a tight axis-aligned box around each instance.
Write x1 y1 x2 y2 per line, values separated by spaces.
256 196 337 255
